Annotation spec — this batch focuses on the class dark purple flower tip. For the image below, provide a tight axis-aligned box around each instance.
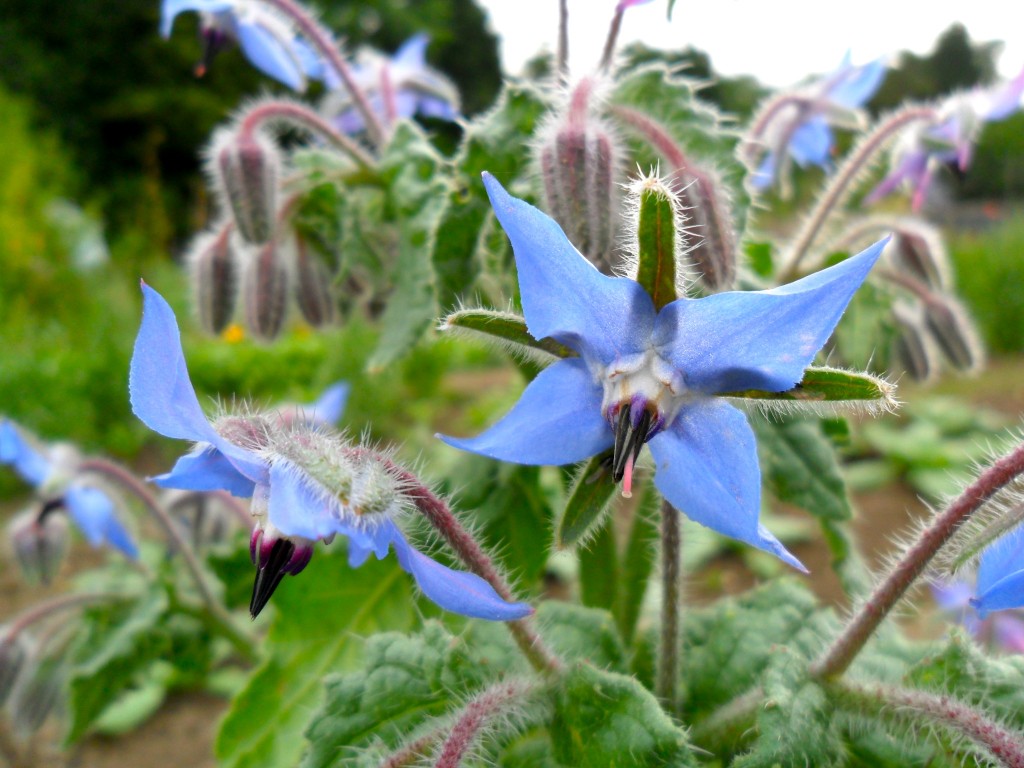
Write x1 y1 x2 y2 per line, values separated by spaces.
249 527 315 618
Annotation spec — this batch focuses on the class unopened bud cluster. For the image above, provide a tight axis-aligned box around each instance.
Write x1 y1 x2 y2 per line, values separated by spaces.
538 79 621 273
7 504 69 586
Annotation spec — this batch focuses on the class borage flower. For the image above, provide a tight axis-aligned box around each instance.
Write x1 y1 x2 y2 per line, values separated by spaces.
932 577 1024 654
749 54 886 192
129 284 530 620
323 34 460 134
440 174 886 568
970 524 1024 621
867 68 1024 210
0 421 138 559
160 0 318 91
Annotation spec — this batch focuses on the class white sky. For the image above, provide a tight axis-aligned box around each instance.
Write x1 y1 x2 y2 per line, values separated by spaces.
477 0 1024 88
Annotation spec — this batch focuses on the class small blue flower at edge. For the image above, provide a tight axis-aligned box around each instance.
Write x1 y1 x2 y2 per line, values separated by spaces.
439 173 888 571
971 524 1024 618
0 420 139 558
128 282 531 621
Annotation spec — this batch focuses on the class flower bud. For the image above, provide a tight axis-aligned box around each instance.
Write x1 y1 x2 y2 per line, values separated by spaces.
293 235 337 328
0 631 29 707
188 223 240 334
887 221 950 290
7 503 69 586
891 302 937 382
164 489 237 551
538 79 620 272
209 127 280 245
10 654 62 735
672 164 737 291
243 237 290 341
922 293 984 373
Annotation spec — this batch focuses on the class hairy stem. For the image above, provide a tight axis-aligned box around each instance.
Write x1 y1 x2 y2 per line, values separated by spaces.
237 100 377 170
77 458 256 662
779 106 937 282
380 727 446 768
556 0 569 85
812 440 1024 680
831 679 1024 768
263 0 385 144
434 680 534 767
2 592 123 640
598 6 625 73
657 499 681 709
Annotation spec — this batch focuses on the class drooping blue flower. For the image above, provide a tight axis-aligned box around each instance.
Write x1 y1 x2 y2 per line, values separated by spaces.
750 54 887 191
160 0 317 91
0 420 138 558
324 34 460 134
867 68 1024 210
971 524 1024 619
933 577 1024 653
129 283 530 621
440 173 887 569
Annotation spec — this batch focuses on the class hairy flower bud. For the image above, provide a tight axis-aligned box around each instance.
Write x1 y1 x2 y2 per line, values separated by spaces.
0 631 29 708
7 503 69 586
293 235 337 327
891 302 937 382
243 238 290 341
188 223 240 334
209 127 281 245
922 293 984 373
887 222 950 290
10 654 62 735
538 79 620 272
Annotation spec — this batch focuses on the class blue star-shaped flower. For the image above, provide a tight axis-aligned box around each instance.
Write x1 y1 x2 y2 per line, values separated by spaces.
440 173 887 569
971 524 1024 619
129 283 531 621
161 0 318 91
0 421 138 558
752 55 887 191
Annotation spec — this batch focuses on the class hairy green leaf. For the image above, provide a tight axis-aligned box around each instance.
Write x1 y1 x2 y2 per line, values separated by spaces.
442 308 574 358
556 453 616 549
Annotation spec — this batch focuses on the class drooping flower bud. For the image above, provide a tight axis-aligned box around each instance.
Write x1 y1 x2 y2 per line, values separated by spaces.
164 489 239 551
7 502 69 586
209 127 281 245
0 631 29 707
538 78 620 272
10 652 62 735
243 237 290 341
293 235 337 328
886 221 950 290
187 223 240 335
891 302 937 382
922 293 984 373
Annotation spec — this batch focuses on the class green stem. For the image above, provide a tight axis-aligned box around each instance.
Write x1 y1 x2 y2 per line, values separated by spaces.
656 499 681 709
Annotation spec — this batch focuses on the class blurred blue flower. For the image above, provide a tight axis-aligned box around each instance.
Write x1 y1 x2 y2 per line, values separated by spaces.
129 283 530 621
933 576 1024 653
271 381 350 429
0 421 138 558
751 54 886 191
867 68 1024 210
971 524 1024 621
160 0 317 91
440 173 886 569
324 35 460 134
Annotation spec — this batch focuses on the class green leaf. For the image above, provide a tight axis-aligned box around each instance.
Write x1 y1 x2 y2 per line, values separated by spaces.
434 83 549 306
555 453 617 549
301 622 521 768
536 602 628 673
615 482 659 645
633 180 679 309
551 663 698 767
442 308 575 358
64 590 170 744
369 122 449 371
216 551 415 768
724 366 897 408
733 650 844 768
578 516 619 613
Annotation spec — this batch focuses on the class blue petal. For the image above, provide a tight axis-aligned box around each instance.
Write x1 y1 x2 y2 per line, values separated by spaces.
750 152 776 190
828 59 886 108
159 0 232 38
384 522 532 621
438 358 612 466
131 284 268 484
483 173 656 365
648 399 805 571
266 461 340 541
654 239 886 394
236 18 305 90
64 484 139 558
305 381 350 426
0 420 52 487
788 118 833 168
973 525 1024 617
392 34 429 70
152 446 256 498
